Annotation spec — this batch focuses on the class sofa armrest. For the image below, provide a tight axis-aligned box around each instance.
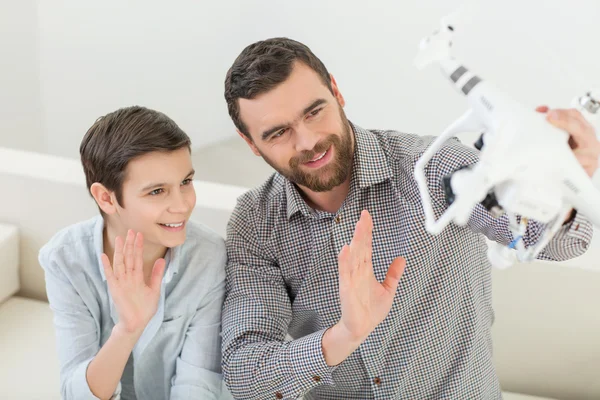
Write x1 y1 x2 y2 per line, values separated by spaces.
0 223 19 304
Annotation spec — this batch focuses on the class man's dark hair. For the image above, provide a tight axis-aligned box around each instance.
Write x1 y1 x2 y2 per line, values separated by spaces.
79 105 191 209
224 37 334 138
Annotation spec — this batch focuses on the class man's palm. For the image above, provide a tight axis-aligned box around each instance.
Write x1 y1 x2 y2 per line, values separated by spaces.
338 210 406 341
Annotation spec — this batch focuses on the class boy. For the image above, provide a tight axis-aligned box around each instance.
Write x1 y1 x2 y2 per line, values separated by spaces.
39 106 226 399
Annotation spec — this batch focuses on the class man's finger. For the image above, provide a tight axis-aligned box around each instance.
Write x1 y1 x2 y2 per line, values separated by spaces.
337 245 352 283
362 210 374 268
547 108 595 148
349 213 364 270
381 256 406 294
535 105 549 113
574 149 599 177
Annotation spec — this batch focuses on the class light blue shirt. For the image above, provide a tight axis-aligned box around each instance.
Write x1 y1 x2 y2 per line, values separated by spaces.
39 215 228 400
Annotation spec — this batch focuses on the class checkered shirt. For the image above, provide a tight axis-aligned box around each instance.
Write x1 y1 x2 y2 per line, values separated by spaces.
221 123 593 400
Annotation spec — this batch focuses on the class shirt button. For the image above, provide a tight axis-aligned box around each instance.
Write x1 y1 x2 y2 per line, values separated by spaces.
275 393 283 399
373 377 382 385
334 215 341 224
312 375 321 382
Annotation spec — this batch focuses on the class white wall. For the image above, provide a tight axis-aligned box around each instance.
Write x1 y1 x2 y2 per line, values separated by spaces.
0 0 44 153
36 0 270 158
3 0 598 159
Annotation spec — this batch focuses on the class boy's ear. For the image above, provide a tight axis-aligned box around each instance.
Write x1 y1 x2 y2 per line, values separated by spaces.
90 183 118 215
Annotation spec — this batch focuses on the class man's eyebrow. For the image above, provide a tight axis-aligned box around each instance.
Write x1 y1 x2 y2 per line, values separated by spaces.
301 98 327 117
261 98 328 141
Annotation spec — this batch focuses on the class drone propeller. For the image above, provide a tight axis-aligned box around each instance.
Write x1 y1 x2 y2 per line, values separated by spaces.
413 1 480 69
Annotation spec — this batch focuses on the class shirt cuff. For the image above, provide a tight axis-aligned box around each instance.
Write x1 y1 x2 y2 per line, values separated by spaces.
287 329 336 396
71 358 120 400
556 211 594 243
545 211 595 260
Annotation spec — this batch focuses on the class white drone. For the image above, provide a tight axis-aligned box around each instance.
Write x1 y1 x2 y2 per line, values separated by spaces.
413 5 600 268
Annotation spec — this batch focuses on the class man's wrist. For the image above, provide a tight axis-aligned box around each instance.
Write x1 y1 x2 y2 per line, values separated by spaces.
322 322 368 367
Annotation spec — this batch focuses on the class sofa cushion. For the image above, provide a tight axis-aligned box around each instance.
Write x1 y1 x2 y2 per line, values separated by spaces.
0 296 60 399
492 263 600 399
502 392 557 400
0 223 19 304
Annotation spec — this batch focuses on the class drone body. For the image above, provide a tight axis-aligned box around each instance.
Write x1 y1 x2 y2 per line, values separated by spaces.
413 10 600 266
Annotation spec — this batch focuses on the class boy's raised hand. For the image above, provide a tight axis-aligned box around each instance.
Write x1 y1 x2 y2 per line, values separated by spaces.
101 230 166 337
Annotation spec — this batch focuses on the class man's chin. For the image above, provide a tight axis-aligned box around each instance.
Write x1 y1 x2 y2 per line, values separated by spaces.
300 175 346 193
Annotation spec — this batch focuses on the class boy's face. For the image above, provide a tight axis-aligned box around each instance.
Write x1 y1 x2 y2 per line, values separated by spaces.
112 147 196 249
237 61 354 193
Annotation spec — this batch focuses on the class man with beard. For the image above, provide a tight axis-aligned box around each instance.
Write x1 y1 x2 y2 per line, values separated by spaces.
220 38 598 400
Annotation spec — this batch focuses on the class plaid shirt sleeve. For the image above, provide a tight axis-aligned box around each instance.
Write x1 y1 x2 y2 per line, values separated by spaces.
221 202 336 400
425 136 593 262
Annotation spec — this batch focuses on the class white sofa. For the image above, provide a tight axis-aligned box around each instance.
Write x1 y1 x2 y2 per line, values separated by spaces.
0 147 599 400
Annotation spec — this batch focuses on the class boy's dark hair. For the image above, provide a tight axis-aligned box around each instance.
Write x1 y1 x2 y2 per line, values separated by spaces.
224 37 334 138
79 105 191 209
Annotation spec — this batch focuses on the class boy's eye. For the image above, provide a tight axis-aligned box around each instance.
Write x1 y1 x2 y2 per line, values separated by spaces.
149 188 163 196
182 178 192 185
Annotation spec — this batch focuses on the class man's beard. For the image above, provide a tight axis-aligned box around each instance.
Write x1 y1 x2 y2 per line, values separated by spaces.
259 109 354 192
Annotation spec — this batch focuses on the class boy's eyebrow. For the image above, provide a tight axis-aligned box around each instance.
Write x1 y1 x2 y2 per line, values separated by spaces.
261 98 328 141
140 169 195 192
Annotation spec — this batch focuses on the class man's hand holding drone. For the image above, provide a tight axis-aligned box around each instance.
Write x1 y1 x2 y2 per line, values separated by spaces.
537 105 600 178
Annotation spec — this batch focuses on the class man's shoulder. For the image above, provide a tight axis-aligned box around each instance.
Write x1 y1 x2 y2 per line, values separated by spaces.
369 128 437 160
230 173 287 225
369 128 479 170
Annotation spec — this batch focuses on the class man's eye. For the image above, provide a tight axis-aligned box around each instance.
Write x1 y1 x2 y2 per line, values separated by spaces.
182 179 192 185
273 128 287 138
149 188 163 196
309 108 323 117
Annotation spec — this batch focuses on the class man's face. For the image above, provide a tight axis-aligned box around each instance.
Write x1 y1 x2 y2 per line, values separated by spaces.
111 147 196 249
238 62 354 192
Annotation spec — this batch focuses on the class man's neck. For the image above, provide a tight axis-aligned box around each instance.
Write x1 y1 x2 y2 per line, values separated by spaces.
103 220 168 284
298 177 351 214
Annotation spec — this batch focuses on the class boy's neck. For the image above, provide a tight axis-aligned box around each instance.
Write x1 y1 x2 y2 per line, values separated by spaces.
103 220 168 284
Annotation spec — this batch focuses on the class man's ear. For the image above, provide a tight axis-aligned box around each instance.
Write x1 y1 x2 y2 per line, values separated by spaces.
90 183 118 215
330 73 345 107
238 130 261 157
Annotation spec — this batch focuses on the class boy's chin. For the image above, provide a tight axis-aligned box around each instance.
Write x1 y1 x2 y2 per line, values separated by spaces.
156 226 187 248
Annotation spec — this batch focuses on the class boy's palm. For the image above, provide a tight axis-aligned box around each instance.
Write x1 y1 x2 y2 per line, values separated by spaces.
101 230 166 335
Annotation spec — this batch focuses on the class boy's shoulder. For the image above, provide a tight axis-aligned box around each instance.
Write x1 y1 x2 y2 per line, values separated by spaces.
38 215 100 274
184 220 225 248
39 216 99 260
179 220 226 265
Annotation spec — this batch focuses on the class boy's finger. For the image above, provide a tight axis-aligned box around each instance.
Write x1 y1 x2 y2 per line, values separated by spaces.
113 236 125 278
101 253 116 283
